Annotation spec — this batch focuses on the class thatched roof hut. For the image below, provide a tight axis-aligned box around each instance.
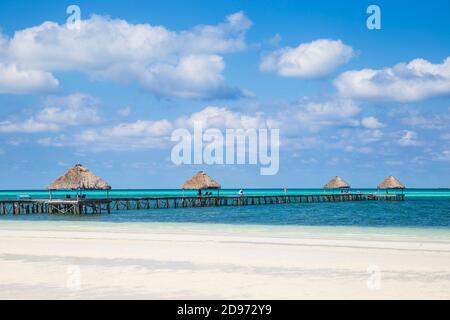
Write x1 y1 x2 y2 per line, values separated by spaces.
324 176 350 189
377 176 405 189
182 171 221 190
47 164 111 190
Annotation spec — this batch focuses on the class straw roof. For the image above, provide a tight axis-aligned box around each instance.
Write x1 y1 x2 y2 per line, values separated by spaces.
378 176 405 189
181 171 221 190
324 176 350 189
47 164 111 190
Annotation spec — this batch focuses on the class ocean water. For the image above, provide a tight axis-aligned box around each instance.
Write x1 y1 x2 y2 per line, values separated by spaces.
0 189 449 228
0 188 448 199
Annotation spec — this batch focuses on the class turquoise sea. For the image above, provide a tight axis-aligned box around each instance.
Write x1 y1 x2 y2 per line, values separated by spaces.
0 189 449 228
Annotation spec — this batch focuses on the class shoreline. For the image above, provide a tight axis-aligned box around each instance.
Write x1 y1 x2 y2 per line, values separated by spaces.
0 221 449 299
1 219 450 238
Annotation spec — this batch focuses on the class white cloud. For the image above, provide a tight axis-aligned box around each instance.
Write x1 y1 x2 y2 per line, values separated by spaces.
4 93 410 163
322 127 383 154
433 150 450 162
69 118 174 151
37 105 276 151
334 57 450 102
394 107 450 131
38 129 173 151
0 119 59 133
356 129 383 143
265 34 282 47
1 12 251 98
129 54 243 99
107 119 173 138
361 116 384 129
4 97 274 142
260 39 354 78
0 94 100 133
15 95 435 159
399 130 419 146
343 145 373 154
37 135 70 147
278 99 361 132
273 99 390 152
37 94 101 125
118 106 131 117
0 63 58 94
175 106 276 129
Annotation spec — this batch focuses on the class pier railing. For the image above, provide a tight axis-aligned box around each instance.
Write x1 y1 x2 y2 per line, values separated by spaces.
0 193 405 215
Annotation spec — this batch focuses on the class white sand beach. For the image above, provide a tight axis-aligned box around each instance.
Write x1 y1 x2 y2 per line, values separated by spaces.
0 221 449 299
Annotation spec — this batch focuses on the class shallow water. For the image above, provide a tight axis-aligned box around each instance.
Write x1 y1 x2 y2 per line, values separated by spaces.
1 188 449 200
0 189 449 228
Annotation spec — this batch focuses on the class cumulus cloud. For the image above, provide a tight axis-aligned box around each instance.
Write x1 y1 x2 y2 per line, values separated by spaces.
334 57 450 102
129 55 243 99
37 94 101 125
399 130 419 146
106 119 173 138
0 119 59 133
260 39 354 78
0 94 100 133
175 106 276 129
277 99 361 132
0 12 251 98
4 93 403 157
357 129 383 143
272 99 392 152
361 116 384 129
37 106 276 151
0 63 58 94
433 150 450 162
117 106 131 117
37 125 173 150
394 107 450 131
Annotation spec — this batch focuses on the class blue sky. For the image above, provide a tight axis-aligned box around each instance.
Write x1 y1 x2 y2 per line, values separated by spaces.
0 0 449 189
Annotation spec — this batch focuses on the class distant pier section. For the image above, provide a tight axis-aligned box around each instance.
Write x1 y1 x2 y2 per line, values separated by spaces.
0 193 405 215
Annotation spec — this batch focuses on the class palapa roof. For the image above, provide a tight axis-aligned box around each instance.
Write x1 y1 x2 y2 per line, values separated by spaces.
181 171 221 190
47 164 111 190
377 176 405 189
324 176 350 189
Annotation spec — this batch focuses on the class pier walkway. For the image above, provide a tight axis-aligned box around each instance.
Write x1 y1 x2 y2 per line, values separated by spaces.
0 193 405 215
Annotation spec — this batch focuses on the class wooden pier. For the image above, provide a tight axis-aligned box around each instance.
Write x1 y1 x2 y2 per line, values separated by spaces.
0 193 405 215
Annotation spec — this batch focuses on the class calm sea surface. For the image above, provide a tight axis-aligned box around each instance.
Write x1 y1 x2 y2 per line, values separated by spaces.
0 189 449 228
